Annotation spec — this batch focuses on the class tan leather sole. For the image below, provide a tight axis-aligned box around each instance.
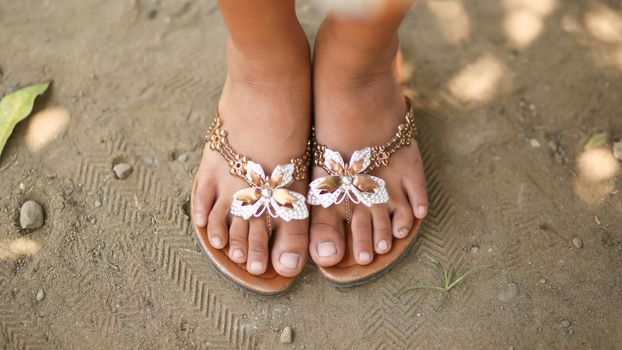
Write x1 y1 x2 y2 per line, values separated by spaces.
191 177 295 296
318 218 423 286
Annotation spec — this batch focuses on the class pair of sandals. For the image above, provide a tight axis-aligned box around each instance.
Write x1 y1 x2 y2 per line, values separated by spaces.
191 96 423 295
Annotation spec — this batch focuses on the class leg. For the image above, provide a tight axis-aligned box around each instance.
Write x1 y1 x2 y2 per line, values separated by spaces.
310 1 428 266
193 0 311 277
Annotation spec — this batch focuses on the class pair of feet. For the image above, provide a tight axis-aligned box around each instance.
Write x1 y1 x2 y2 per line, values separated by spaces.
192 25 428 280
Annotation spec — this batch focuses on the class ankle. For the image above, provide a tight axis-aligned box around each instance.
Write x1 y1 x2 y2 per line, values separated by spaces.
315 20 400 78
227 28 310 81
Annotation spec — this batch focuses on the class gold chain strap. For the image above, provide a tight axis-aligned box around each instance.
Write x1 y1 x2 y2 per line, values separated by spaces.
205 115 311 186
313 97 417 174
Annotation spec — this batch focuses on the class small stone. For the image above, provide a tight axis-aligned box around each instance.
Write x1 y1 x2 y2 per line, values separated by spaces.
94 199 102 208
602 231 614 247
280 326 293 344
147 8 157 19
613 141 622 161
561 319 571 328
539 278 547 284
572 237 583 249
141 156 156 166
497 282 519 303
90 218 97 225
594 216 601 225
530 139 541 148
470 244 480 253
36 289 45 302
177 153 189 162
20 200 44 229
113 163 133 179
18 182 26 191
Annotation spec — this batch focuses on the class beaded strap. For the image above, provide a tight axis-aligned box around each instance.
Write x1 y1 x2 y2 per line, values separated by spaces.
205 116 311 184
204 112 311 231
313 97 416 174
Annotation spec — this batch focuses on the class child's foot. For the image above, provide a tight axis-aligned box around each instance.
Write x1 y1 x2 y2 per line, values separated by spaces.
192 35 311 278
310 21 428 267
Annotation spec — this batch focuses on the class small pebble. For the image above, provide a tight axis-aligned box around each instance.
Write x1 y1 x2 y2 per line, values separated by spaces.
280 326 293 344
177 153 189 162
20 200 44 229
470 244 480 253
18 182 26 191
147 8 157 19
141 156 156 166
572 237 583 249
530 139 541 148
497 282 519 303
539 278 547 284
594 216 601 225
36 289 45 302
95 199 102 208
602 231 614 247
613 141 622 161
90 218 97 225
561 319 571 328
113 163 133 179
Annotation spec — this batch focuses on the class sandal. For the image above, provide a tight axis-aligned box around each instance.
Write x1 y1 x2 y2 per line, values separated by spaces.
191 114 311 296
307 97 423 286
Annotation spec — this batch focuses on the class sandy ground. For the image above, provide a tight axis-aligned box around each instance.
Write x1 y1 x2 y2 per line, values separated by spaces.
1 0 622 349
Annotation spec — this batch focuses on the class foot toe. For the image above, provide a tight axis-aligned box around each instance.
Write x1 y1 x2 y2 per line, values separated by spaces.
310 207 345 267
391 198 415 239
246 219 269 275
228 217 249 263
193 176 216 227
403 142 428 219
351 206 373 265
271 220 308 277
206 202 229 249
371 206 392 254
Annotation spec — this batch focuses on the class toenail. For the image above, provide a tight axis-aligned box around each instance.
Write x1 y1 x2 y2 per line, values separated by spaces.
210 236 222 248
317 242 337 257
416 206 427 218
194 213 206 225
377 240 388 251
249 261 264 274
231 249 244 260
358 252 371 263
279 252 300 269
397 227 410 238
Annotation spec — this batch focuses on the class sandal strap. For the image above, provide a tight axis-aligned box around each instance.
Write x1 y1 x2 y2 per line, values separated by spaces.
205 113 311 186
312 96 416 174
204 111 311 228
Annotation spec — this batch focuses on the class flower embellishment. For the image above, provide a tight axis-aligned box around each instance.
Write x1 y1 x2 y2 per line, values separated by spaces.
230 161 308 221
308 147 389 208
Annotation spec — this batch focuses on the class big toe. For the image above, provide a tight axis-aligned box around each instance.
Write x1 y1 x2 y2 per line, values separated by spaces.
271 220 309 277
310 207 345 267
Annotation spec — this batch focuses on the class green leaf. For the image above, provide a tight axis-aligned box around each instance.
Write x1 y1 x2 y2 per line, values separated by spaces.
436 297 449 312
424 254 442 270
446 265 491 290
0 82 50 158
584 132 609 150
395 284 446 298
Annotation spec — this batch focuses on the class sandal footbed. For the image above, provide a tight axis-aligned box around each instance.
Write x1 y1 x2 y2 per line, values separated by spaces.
317 218 423 286
191 177 295 296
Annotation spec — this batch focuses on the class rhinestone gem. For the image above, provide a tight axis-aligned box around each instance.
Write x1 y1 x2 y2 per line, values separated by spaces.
261 188 273 198
341 176 353 185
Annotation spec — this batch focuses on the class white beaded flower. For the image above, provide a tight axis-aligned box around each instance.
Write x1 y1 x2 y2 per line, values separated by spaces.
230 161 308 221
307 147 389 208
